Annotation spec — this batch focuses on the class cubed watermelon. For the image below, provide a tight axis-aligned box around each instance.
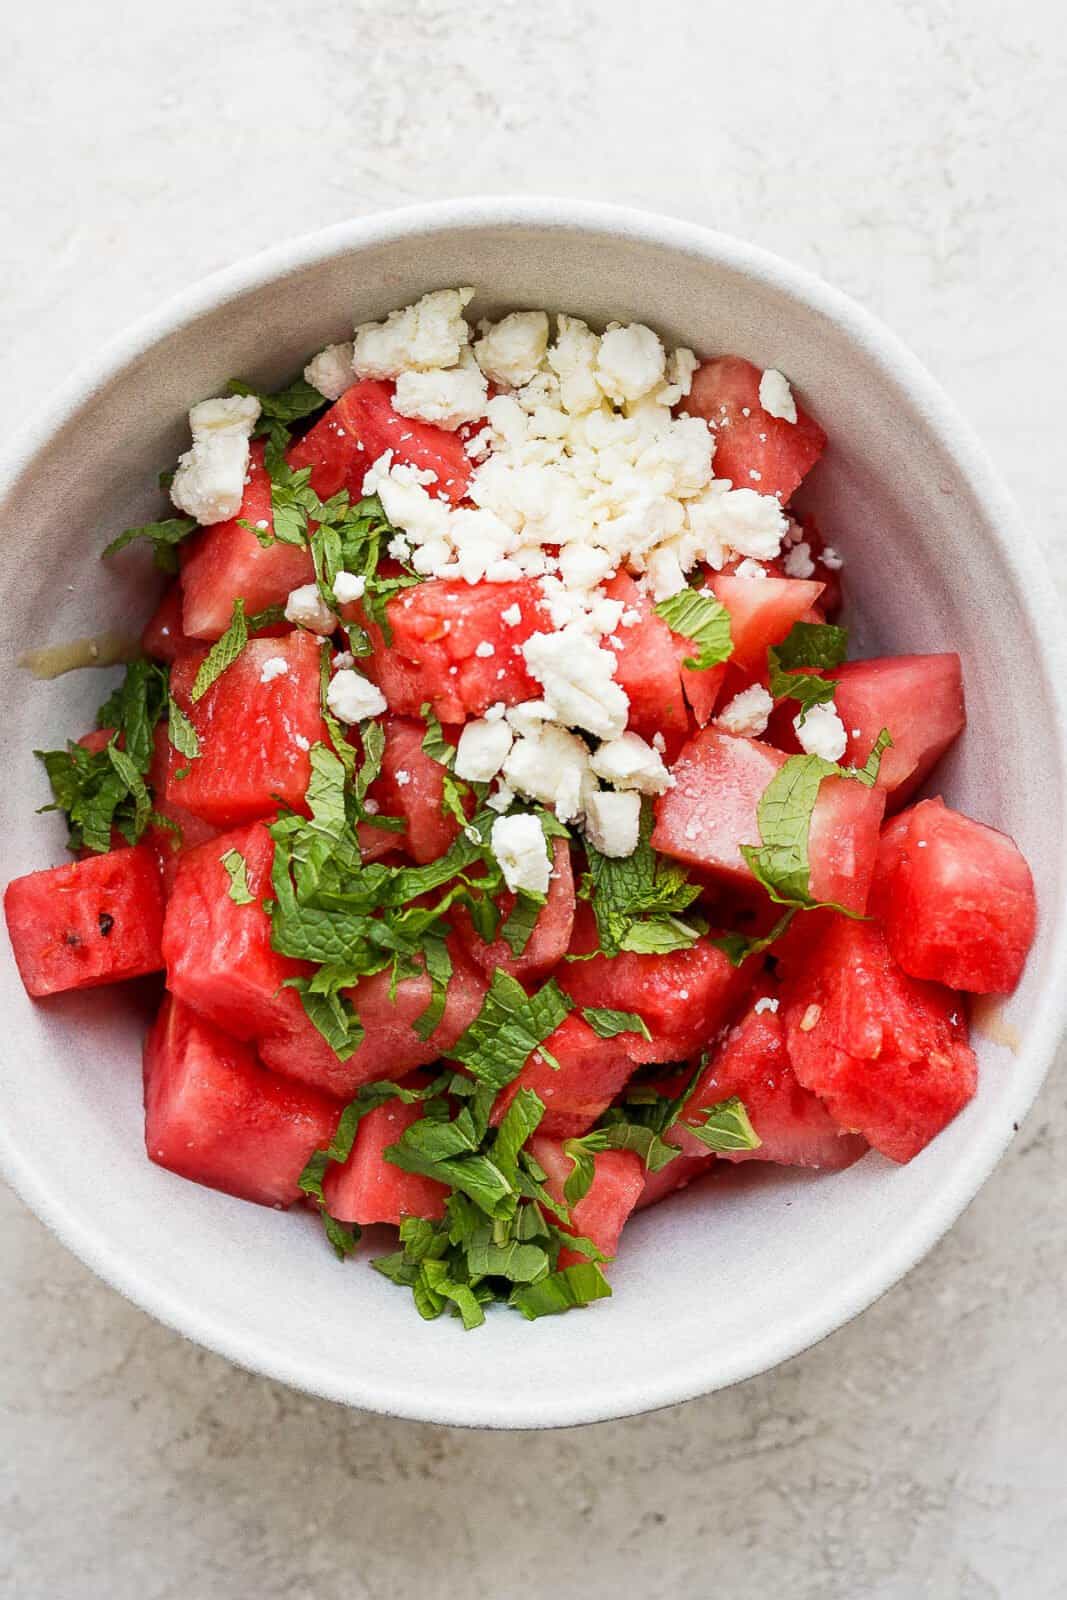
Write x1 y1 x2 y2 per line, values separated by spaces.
781 917 977 1163
670 991 868 1169
180 441 315 641
651 728 886 914
321 1086 448 1225
877 797 1036 994
490 1011 639 1139
166 630 327 827
258 935 488 1101
5 845 164 998
685 356 826 503
143 996 341 1208
832 655 965 810
375 713 462 865
529 1134 644 1267
141 583 192 663
710 573 825 677
454 837 575 983
363 578 548 723
162 820 309 1040
602 572 693 745
288 379 473 504
557 902 750 1062
635 1153 716 1210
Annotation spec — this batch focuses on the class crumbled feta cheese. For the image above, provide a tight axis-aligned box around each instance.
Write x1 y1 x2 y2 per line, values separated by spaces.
794 700 847 761
363 797 379 814
590 731 672 795
352 288 474 378
474 311 550 388
395 769 411 786
522 626 629 739
501 603 522 626
170 394 261 525
583 789 641 858
505 699 554 738
259 656 289 684
304 342 355 401
285 583 338 635
557 542 615 591
758 368 797 424
547 314 602 415
490 812 551 896
333 652 355 671
332 570 366 605
503 722 595 823
294 734 310 751
783 540 815 579
734 558 769 580
916 839 928 848
753 996 780 1015
667 347 698 399
454 717 513 783
326 668 387 723
393 363 489 432
820 545 843 571
716 684 774 738
684 485 788 559
651 731 666 754
474 641 495 659
851 728 861 739
596 323 666 404
487 779 515 814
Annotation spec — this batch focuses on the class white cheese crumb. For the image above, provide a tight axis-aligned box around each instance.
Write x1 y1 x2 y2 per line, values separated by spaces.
304 342 355 401
285 584 338 635
501 603 523 626
491 812 551 896
758 369 798 424
474 641 495 659
753 996 780 1015
474 311 550 388
547 314 602 415
734 558 769 580
394 769 411 786
716 684 774 738
820 545 844 571
522 626 629 740
454 717 514 783
294 734 310 751
393 363 489 432
596 323 666 404
326 669 388 724
667 347 698 399
503 722 595 823
259 656 289 684
590 731 672 795
851 728 861 739
352 288 474 378
583 789 642 858
170 394 261 525
651 731 667 754
332 570 366 605
333 652 355 671
487 779 515 814
794 700 847 761
783 540 815 579
916 839 928 848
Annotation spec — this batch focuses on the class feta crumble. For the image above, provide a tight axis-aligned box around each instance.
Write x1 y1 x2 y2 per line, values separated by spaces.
590 731 672 795
332 570 366 605
716 684 774 738
170 394 261 525
490 812 551 896
753 996 780 1015
454 717 514 783
326 669 387 724
783 540 815 579
304 342 355 402
794 700 847 761
583 789 642 858
353 288 474 378
474 311 550 388
503 722 595 824
595 323 666 404
393 362 489 432
522 626 629 740
259 656 289 684
757 368 797 424
284 584 338 635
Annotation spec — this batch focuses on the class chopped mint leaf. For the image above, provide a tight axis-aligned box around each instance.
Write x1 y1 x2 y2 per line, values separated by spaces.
584 800 704 956
105 744 150 839
498 890 545 957
410 933 452 1041
509 1263 612 1320
96 658 169 771
712 909 796 967
655 588 733 671
741 752 842 908
101 516 197 574
683 1094 761 1154
618 915 706 954
227 374 327 429
221 848 254 906
768 621 848 723
420 703 456 769
489 1088 546 1184
246 603 288 632
305 743 348 841
848 727 892 787
449 971 573 1093
167 696 200 760
191 598 247 702
582 1007 652 1041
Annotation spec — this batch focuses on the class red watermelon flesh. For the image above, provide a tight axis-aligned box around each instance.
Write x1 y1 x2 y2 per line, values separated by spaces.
143 995 340 1209
376 713 463 865
529 1134 644 1267
5 845 164 998
780 917 977 1163
685 355 826 504
180 441 315 641
288 379 473 505
490 1011 639 1139
602 572 692 746
832 655 965 810
635 1153 716 1210
166 630 327 827
709 574 825 678
322 1088 447 1226
142 583 192 662
453 837 575 984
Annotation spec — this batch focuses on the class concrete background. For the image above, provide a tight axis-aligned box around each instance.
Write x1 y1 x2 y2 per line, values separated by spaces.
2 2 1065 1594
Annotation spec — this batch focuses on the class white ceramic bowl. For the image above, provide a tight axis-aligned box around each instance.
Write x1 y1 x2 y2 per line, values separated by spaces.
2 199 1065 1429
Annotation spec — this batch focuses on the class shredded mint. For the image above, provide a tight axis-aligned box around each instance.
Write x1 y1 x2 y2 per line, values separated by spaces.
655 588 734 671
101 517 197 574
167 697 200 760
768 621 848 723
191 599 247 702
227 374 328 431
221 848 254 905
849 727 892 787
509 1263 612 1320
449 971 572 1093
712 908 797 968
683 1095 762 1154
582 800 705 956
582 1007 652 1041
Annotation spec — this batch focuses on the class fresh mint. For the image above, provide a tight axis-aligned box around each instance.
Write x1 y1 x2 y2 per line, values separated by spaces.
448 971 572 1093
768 621 848 724
101 517 197 574
655 588 734 671
191 598 247 702
167 697 200 760
582 800 705 956
582 1007 652 1041
683 1095 762 1154
221 848 254 905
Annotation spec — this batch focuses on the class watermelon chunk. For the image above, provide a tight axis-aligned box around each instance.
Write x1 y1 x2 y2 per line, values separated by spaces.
670 991 868 1169
166 630 327 827
375 713 462 865
529 1134 644 1268
5 845 164 998
781 917 977 1163
146 723 223 894
635 1153 716 1210
602 572 693 745
557 902 750 1063
832 655 965 810
288 379 473 504
685 356 826 503
257 935 488 1101
454 837 575 983
162 821 308 1040
142 583 192 662
321 1087 447 1225
180 441 315 641
877 798 1036 994
491 1011 638 1139
143 996 340 1208
710 574 825 677
652 728 885 914
364 578 548 723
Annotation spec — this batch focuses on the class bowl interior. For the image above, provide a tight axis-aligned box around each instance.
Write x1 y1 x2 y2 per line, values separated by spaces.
1 205 1063 1427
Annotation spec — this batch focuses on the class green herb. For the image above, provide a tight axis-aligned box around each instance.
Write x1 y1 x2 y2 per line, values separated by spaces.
849 727 892 787
191 598 247 701
581 1007 652 1041
449 971 573 1093
101 517 197 574
498 890 544 957
683 1094 762 1154
712 908 797 967
221 848 254 905
246 603 288 632
167 697 200 760
227 374 328 431
768 621 848 724
582 800 705 956
655 588 734 671
509 1263 612 1320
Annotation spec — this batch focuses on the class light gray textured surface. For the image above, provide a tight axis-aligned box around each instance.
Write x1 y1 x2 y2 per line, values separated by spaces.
1 2 1064 1595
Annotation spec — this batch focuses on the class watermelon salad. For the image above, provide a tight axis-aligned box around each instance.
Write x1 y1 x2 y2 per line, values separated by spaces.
4 288 1038 1330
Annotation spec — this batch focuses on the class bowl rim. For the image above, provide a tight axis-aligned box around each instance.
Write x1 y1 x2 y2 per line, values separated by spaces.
3 195 1066 1429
